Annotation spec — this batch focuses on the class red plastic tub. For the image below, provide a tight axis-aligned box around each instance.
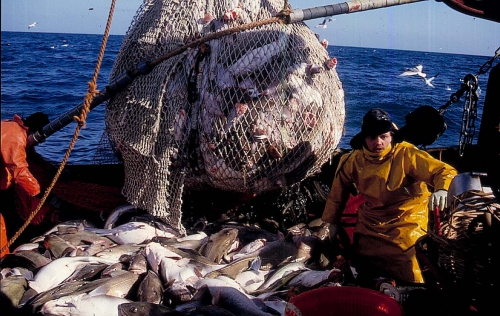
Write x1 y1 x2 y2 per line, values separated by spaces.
285 286 404 316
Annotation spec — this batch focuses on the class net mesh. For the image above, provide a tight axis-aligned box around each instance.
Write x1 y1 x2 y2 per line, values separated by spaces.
105 0 345 233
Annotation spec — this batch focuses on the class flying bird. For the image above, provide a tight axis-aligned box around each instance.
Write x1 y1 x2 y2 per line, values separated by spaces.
28 22 37 29
316 17 335 28
399 64 439 87
423 73 439 88
399 64 427 78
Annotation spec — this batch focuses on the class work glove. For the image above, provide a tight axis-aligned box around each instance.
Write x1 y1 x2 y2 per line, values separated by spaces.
428 189 448 211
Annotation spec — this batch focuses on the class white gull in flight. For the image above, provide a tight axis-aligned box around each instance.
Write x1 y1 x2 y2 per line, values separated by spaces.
28 22 37 29
399 64 427 78
399 64 439 88
315 17 335 28
423 73 439 88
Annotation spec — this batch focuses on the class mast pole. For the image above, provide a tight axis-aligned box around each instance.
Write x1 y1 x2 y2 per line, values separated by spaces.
285 0 426 23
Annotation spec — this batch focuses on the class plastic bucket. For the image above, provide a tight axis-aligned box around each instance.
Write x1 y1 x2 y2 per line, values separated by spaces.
285 286 404 316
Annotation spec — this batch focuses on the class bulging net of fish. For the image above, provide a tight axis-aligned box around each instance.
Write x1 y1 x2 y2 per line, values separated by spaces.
104 0 345 232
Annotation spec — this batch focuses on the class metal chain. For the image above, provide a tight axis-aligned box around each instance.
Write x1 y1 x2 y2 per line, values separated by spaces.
458 74 479 156
438 47 500 157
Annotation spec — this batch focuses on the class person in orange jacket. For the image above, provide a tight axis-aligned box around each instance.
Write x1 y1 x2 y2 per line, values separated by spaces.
1 112 49 256
1 112 49 194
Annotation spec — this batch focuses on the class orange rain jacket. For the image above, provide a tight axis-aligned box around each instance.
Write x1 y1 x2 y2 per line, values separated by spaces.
1 115 41 197
322 141 457 283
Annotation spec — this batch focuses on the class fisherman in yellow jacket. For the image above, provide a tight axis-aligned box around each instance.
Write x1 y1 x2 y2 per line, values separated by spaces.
320 108 457 284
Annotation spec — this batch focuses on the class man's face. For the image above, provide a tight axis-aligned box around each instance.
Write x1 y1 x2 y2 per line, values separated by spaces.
365 132 392 153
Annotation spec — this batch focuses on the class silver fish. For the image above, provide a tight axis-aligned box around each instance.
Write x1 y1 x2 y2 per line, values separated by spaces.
12 243 40 253
252 262 307 294
94 244 142 261
40 293 131 316
194 277 249 298
209 285 275 316
104 203 139 229
286 268 343 289
29 256 117 293
232 239 266 261
86 222 178 245
204 255 259 279
87 271 140 298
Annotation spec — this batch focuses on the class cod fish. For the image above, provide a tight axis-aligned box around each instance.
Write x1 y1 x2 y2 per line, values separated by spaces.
87 271 140 298
40 293 131 316
0 275 27 308
198 228 238 264
137 270 163 304
29 256 118 293
128 252 148 275
209 285 276 316
86 222 178 245
0 250 52 271
95 244 142 261
43 234 77 259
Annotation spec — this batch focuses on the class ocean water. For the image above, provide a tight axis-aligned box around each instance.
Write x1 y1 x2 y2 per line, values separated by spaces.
1 31 493 165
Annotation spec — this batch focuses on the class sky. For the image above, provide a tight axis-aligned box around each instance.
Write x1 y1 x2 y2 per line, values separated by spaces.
1 0 499 57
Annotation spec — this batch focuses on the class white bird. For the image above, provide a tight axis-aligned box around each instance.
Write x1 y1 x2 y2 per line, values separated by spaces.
316 17 335 28
423 72 439 88
28 22 37 29
399 64 427 78
399 64 439 87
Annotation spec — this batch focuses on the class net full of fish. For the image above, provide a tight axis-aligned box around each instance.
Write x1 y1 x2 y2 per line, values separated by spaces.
104 0 345 233
0 213 347 316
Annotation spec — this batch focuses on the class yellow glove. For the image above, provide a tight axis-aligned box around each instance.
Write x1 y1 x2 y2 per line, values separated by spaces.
428 189 448 211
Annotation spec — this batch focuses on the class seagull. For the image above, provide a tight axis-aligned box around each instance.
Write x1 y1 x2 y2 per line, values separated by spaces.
423 72 439 88
399 64 439 87
316 17 335 28
28 22 37 29
399 64 427 78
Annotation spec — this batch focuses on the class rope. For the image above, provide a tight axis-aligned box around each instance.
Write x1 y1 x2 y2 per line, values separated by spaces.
1 0 117 254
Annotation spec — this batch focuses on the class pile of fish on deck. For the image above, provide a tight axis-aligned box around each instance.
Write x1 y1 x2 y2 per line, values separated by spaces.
0 205 350 316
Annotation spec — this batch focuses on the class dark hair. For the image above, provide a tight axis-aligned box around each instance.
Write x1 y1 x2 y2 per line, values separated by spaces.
23 112 50 135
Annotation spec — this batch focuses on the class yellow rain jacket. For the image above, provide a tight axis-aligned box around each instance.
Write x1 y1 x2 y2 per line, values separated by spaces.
322 141 457 283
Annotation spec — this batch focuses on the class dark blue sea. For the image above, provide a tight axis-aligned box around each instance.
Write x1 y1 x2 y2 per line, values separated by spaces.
1 31 494 165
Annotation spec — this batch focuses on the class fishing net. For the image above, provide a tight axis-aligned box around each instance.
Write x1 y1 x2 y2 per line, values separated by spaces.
105 0 345 233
